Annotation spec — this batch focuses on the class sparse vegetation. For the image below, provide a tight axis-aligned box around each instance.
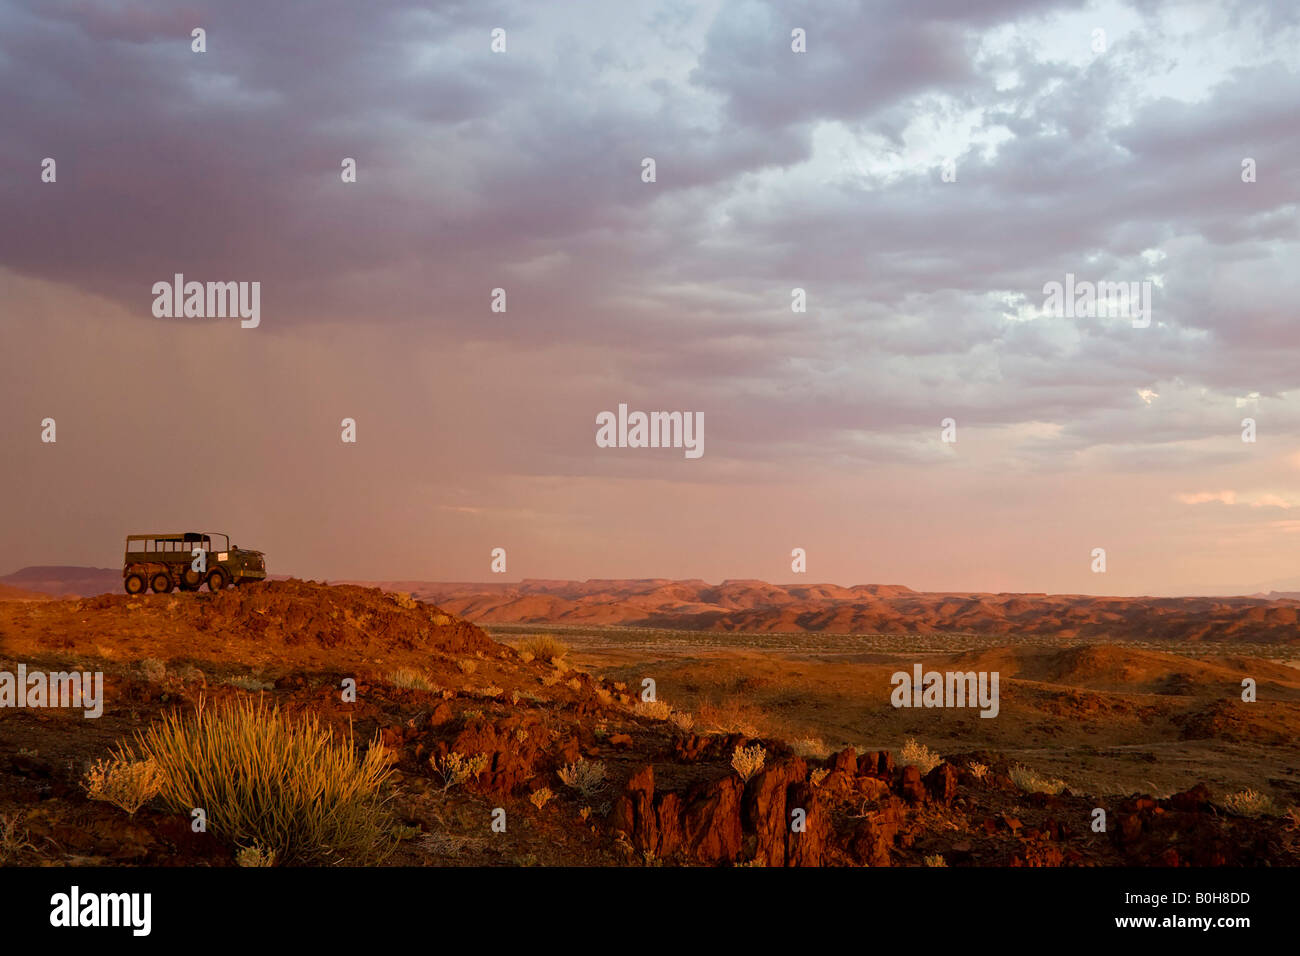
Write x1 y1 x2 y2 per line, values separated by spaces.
457 658 477 675
125 696 397 864
632 697 698 733
790 737 831 760
529 787 554 809
174 663 206 685
139 658 167 682
967 761 989 781
810 768 830 787
669 710 695 732
731 743 767 782
386 668 436 692
924 854 948 867
1009 764 1067 795
430 752 490 793
635 699 673 721
900 737 942 774
235 843 277 867
1222 788 1275 818
0 813 36 864
557 759 607 798
82 756 163 816
698 698 766 738
516 634 568 664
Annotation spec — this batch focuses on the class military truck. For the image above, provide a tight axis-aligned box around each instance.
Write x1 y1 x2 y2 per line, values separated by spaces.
123 532 266 595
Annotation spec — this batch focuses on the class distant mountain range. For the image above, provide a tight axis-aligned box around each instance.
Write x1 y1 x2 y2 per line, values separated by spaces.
0 566 120 597
4 568 1298 642
353 578 1300 643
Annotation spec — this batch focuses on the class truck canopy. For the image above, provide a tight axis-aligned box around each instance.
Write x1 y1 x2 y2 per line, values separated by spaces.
126 532 231 552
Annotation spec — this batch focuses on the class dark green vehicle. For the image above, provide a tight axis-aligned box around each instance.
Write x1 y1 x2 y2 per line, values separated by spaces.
123 532 266 595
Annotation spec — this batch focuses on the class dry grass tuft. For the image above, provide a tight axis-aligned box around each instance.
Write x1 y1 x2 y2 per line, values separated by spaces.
516 634 569 664
697 697 768 738
126 696 397 864
235 843 278 867
790 737 831 760
82 756 163 816
387 668 436 692
0 813 37 864
557 759 607 798
731 743 767 782
1009 764 1067 795
430 752 490 792
899 737 943 774
1221 788 1275 818
633 698 668 719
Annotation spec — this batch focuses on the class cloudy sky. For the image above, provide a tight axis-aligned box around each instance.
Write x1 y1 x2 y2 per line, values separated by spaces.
2 0 1298 594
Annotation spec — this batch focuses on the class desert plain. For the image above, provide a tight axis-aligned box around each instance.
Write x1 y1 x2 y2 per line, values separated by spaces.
0 571 1296 867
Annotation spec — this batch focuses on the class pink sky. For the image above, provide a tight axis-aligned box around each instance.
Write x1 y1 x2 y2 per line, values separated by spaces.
2 1 1299 596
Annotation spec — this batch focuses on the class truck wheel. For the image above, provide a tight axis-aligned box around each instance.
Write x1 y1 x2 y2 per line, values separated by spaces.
206 569 228 592
150 572 173 594
124 573 146 595
182 567 204 589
